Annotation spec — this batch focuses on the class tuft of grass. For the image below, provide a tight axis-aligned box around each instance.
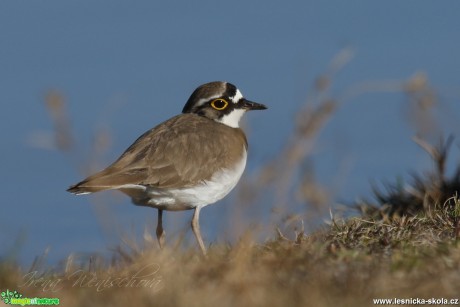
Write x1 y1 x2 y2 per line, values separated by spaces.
357 136 460 219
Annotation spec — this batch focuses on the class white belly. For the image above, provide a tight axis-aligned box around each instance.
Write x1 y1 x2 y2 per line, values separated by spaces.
142 150 247 211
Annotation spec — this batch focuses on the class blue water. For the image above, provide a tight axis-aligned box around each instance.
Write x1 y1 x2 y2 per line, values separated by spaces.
1 1 460 265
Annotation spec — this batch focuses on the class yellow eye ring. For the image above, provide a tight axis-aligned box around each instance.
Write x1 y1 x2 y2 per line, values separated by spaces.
210 99 229 110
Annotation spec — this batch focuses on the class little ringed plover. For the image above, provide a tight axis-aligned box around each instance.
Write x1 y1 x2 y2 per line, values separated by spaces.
67 81 267 255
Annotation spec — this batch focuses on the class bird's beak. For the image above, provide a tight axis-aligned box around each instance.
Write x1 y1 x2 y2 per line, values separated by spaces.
241 99 268 110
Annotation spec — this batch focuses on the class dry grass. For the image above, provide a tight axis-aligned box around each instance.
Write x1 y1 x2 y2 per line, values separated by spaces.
357 136 460 223
1 202 460 307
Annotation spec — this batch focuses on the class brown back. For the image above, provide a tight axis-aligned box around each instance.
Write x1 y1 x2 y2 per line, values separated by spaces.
68 113 248 193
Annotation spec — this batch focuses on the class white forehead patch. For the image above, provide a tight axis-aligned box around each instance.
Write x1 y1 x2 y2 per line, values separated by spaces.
216 108 246 128
229 89 243 104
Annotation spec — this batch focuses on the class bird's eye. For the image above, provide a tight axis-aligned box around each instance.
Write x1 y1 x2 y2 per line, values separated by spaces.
210 99 228 110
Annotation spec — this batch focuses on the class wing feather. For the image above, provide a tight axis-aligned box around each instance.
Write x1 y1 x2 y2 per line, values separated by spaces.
67 114 247 194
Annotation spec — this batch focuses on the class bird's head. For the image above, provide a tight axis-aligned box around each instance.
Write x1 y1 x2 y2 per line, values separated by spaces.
182 81 267 128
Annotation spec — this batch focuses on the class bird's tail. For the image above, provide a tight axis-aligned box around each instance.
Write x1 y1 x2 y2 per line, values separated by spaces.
67 180 110 195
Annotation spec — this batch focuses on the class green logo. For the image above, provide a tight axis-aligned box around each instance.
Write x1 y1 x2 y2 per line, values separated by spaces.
1 289 59 306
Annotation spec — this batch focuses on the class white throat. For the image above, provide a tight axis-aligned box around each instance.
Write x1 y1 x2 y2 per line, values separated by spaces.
216 109 246 128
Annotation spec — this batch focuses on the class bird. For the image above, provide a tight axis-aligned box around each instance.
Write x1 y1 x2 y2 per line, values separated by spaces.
67 81 267 255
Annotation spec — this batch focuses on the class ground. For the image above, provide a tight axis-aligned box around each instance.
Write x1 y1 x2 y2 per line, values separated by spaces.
1 200 459 307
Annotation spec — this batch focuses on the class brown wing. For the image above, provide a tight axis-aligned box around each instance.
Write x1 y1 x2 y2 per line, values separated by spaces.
67 113 247 194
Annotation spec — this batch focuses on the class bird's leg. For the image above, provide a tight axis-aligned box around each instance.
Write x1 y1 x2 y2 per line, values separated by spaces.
191 207 207 256
156 209 165 249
